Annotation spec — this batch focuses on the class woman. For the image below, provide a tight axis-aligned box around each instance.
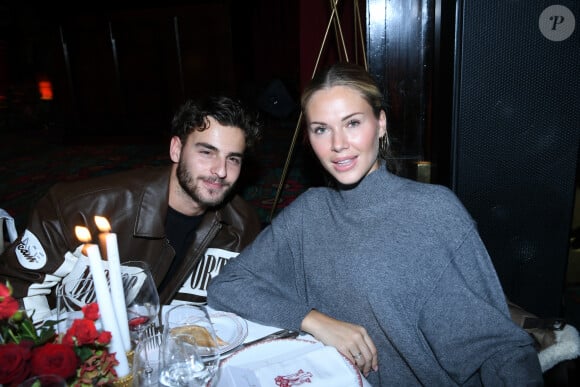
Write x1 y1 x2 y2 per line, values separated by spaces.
208 63 543 385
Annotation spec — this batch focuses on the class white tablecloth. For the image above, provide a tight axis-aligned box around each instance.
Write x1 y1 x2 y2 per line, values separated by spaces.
162 305 372 386
210 309 372 386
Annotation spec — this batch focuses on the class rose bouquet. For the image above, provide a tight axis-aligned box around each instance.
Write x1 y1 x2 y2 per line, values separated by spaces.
0 281 120 386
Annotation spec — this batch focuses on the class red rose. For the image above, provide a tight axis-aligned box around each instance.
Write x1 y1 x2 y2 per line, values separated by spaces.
97 331 112 344
63 318 99 345
82 303 100 321
0 295 19 319
0 342 32 385
30 343 78 379
0 282 11 297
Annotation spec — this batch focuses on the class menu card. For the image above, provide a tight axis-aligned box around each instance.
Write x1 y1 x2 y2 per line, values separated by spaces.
222 343 364 386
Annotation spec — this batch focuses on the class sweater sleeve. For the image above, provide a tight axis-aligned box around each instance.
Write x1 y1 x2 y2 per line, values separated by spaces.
417 227 543 385
207 199 312 331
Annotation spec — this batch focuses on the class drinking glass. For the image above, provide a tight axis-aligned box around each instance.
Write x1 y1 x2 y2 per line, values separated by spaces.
159 331 206 386
122 261 160 347
132 332 163 387
55 277 98 333
160 304 221 386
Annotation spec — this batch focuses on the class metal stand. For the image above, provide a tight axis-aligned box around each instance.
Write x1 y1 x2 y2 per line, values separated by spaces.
268 0 367 222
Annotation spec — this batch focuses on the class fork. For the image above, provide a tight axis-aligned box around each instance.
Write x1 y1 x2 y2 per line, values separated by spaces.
143 322 160 340
134 329 162 382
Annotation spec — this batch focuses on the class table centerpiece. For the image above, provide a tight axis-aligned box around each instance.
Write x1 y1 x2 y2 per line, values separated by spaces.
0 280 129 386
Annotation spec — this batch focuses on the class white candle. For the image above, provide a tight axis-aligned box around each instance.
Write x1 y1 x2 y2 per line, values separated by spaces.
76 227 130 377
95 216 131 352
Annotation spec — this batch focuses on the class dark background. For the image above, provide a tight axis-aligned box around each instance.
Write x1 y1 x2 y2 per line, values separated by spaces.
0 1 304 141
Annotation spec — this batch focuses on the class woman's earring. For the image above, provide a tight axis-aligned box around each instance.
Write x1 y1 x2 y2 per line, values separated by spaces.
380 134 389 152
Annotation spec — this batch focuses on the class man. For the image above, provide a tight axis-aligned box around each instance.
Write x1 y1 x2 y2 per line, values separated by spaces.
0 96 262 321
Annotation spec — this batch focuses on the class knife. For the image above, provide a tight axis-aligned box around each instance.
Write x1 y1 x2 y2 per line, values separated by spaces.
237 329 300 350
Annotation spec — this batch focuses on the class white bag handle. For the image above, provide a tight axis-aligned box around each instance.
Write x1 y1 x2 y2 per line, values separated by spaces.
0 209 18 254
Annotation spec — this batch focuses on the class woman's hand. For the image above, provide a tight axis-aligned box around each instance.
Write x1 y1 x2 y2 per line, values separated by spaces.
301 309 378 377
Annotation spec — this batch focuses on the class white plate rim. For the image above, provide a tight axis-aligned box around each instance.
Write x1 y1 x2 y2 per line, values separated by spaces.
218 338 363 386
209 311 248 354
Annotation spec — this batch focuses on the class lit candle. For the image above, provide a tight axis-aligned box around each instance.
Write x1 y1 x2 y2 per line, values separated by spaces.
75 226 130 377
95 216 131 352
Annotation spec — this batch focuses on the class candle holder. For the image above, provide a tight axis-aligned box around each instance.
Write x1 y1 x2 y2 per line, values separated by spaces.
113 350 134 387
112 373 133 387
112 350 134 387
126 349 135 365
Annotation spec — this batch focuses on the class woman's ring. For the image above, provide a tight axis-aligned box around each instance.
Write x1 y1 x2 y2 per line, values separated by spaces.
353 352 362 361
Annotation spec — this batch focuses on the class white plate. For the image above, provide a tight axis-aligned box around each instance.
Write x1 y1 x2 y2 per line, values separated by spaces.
210 311 248 354
215 338 364 387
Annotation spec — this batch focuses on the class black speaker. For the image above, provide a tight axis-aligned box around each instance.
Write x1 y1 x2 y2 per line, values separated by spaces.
450 1 579 317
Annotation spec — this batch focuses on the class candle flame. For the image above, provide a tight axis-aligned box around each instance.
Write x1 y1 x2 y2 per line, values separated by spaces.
75 226 91 242
94 216 111 232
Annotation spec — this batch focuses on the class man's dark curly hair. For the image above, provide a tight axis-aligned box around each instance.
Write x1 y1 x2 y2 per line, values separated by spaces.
170 96 261 152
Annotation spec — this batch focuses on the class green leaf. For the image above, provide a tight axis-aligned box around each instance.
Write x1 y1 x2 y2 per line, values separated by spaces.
75 345 94 362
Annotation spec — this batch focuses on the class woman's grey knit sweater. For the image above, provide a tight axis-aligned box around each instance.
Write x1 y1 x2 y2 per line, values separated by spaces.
208 166 542 386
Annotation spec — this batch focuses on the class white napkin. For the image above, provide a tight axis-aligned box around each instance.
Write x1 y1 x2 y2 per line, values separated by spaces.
223 344 366 386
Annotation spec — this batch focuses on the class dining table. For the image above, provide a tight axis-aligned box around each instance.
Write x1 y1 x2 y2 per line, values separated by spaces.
204 306 373 387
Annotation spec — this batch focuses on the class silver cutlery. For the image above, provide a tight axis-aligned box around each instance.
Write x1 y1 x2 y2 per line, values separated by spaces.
245 329 300 346
229 329 300 354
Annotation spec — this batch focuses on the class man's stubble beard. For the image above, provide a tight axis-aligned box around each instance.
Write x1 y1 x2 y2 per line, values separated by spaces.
176 160 235 209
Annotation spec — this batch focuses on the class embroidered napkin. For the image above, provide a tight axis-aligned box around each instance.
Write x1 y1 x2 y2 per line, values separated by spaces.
223 343 365 386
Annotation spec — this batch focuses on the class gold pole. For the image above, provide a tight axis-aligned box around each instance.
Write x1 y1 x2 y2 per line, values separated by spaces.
268 2 340 222
354 0 368 69
268 0 366 222
267 111 304 222
331 0 349 63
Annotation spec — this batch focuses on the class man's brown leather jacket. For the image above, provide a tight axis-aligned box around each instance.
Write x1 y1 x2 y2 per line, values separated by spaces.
0 166 261 321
